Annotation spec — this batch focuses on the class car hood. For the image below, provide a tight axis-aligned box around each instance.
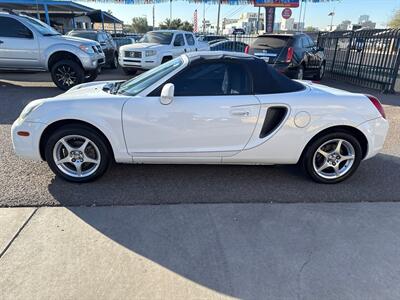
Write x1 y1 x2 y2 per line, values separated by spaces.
53 35 99 47
121 43 168 51
52 81 123 99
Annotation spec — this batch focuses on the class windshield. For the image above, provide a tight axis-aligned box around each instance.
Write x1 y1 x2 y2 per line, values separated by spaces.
21 16 60 36
118 57 183 96
68 31 97 41
139 32 173 45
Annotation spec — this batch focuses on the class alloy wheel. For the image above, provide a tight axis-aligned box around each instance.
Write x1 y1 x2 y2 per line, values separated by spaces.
52 135 101 178
312 138 355 180
55 65 78 88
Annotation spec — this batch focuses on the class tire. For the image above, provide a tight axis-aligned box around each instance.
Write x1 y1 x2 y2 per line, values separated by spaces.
84 69 98 83
301 132 362 184
110 53 118 69
122 67 137 75
296 65 304 80
161 56 172 64
51 60 85 90
313 63 325 81
44 125 111 183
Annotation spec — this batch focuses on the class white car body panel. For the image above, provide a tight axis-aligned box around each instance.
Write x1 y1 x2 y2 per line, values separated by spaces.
11 53 389 169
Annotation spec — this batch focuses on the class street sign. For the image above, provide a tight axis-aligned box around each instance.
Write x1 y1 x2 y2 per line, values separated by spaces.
254 0 299 8
281 8 292 19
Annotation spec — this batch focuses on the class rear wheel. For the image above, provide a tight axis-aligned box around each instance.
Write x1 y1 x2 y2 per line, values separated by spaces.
122 67 137 75
302 132 362 184
44 125 111 183
51 60 84 90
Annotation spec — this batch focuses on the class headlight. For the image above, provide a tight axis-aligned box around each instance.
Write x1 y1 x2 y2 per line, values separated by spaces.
145 50 157 57
79 45 95 54
19 101 42 121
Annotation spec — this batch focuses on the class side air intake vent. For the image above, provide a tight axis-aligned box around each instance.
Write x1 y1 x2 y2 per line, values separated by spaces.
259 107 288 138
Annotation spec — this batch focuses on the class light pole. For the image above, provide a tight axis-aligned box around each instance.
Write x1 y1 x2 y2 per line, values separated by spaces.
216 0 221 35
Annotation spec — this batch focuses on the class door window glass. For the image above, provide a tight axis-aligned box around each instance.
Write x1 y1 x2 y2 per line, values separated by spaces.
174 34 185 47
169 62 251 96
185 34 195 46
0 17 33 38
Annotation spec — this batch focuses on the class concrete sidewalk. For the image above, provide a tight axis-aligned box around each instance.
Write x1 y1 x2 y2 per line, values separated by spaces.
2 203 400 300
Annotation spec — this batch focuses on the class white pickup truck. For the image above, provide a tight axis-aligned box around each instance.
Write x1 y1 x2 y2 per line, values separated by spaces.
118 30 209 75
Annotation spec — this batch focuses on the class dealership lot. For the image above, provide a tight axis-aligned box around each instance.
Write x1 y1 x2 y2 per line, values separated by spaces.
0 69 399 207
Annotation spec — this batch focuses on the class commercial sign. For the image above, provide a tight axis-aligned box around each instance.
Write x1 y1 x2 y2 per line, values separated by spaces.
254 0 299 8
281 7 292 19
265 7 275 33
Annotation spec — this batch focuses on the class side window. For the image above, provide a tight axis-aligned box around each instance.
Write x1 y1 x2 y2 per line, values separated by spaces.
0 17 33 39
167 62 251 96
185 34 195 46
173 34 185 47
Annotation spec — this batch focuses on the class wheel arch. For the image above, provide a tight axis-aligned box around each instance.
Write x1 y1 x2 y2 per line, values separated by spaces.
47 51 83 71
39 119 115 161
298 125 369 163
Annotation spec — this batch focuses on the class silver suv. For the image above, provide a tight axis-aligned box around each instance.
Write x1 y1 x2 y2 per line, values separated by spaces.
0 12 105 90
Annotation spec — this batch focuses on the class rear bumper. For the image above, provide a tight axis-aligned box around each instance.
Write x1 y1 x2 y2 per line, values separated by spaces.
357 117 389 160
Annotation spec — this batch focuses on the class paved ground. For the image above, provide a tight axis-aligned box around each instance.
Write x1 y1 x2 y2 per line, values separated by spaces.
2 203 400 299
0 69 399 207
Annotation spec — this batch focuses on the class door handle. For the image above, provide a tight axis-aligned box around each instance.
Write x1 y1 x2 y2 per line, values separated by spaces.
231 110 250 117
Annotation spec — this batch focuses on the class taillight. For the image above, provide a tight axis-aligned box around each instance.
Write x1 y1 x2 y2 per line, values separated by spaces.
286 47 294 63
244 45 249 54
367 95 386 119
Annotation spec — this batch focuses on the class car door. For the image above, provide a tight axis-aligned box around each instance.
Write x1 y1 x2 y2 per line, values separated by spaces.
184 33 196 52
171 33 187 57
301 36 315 70
0 16 40 69
98 32 110 63
122 60 260 157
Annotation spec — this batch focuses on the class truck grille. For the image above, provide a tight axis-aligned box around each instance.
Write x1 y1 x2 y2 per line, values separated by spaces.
92 45 103 53
125 51 142 58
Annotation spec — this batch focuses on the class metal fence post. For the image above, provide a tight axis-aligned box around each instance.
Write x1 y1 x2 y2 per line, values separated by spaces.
331 37 339 72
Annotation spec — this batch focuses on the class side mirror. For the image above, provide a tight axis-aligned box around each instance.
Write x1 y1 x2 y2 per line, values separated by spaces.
160 83 174 105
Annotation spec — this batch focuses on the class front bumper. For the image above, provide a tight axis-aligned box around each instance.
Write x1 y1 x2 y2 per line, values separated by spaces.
79 52 106 71
357 117 389 160
119 55 160 70
11 119 47 161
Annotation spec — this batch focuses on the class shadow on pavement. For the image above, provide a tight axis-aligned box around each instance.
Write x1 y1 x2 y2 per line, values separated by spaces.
63 201 400 299
47 153 400 207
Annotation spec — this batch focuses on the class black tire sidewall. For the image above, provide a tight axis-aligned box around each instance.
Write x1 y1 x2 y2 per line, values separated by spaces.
44 125 111 183
51 60 85 90
303 132 363 184
111 53 118 69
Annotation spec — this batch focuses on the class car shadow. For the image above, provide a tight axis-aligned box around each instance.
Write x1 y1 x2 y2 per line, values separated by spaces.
47 153 400 207
47 153 400 298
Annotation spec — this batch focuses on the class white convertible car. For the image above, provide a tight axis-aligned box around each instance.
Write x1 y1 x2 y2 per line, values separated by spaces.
12 52 388 183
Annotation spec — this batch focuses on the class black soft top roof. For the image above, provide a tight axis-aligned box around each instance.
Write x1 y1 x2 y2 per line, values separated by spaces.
188 52 305 94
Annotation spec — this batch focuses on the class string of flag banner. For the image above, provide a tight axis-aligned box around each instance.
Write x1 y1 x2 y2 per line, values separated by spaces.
77 0 339 5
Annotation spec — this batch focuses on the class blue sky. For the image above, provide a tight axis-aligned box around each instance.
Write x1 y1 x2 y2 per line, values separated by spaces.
80 0 400 29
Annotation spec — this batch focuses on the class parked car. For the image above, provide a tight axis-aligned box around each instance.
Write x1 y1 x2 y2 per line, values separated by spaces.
0 11 105 90
113 36 136 50
198 35 228 43
247 33 326 80
67 30 118 69
118 30 209 75
210 40 248 52
12 52 388 184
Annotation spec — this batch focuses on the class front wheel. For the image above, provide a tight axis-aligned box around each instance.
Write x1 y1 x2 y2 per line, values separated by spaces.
302 132 362 184
44 125 111 183
110 53 118 69
51 60 84 90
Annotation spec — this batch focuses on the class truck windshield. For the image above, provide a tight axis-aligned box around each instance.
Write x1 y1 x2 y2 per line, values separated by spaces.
139 32 174 45
21 16 60 36
67 32 97 41
118 57 183 96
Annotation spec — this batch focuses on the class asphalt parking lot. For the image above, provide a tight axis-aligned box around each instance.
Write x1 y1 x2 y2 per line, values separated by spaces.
0 68 399 207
